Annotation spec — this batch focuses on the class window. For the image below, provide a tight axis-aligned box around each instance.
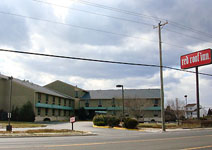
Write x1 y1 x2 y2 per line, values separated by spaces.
98 100 102 107
112 98 115 107
38 93 41 103
58 98 61 105
154 111 158 117
75 91 79 98
69 100 71 107
46 95 49 104
154 99 159 107
64 110 66 116
64 99 66 106
69 111 71 116
58 110 61 116
52 109 55 116
85 99 89 107
53 97 55 105
37 108 41 115
45 108 48 116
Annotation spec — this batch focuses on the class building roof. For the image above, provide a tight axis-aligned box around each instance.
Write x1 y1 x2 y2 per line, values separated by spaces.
45 80 87 93
81 89 160 100
0 74 73 99
0 74 9 80
185 104 196 107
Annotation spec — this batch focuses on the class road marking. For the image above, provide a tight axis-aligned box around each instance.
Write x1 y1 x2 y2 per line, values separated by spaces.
181 145 212 150
0 134 211 149
45 134 212 148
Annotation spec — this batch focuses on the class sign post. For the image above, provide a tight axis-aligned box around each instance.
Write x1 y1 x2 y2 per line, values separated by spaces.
181 49 212 119
70 117 75 130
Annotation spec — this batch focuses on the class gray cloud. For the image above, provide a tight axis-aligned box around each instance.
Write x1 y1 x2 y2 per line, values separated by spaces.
0 0 212 107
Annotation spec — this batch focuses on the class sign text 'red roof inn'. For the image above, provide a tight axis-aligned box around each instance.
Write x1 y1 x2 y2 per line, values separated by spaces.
181 49 212 69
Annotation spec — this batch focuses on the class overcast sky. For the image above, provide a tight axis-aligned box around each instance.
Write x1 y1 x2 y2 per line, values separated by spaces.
0 0 212 108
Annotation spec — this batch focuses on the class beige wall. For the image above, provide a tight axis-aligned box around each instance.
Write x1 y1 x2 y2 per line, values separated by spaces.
0 79 35 112
80 98 123 108
11 81 35 111
0 79 8 110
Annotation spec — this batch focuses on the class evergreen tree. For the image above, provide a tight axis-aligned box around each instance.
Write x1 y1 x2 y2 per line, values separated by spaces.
19 101 35 122
208 108 212 116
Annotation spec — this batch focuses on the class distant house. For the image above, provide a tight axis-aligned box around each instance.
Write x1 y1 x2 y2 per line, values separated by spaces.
185 103 207 118
0 74 75 122
80 89 161 122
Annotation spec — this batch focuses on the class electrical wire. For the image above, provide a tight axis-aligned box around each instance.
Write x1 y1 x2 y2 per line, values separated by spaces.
33 0 212 44
0 11 203 52
33 0 154 27
68 0 212 39
0 11 158 43
0 48 212 77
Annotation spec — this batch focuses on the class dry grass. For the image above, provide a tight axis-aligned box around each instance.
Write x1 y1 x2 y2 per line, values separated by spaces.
138 123 178 129
0 121 46 128
0 129 83 134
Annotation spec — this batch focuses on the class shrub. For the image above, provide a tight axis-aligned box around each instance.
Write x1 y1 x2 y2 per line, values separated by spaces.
93 115 107 126
11 107 20 121
77 108 87 121
93 115 120 127
0 109 7 121
123 118 138 129
107 116 120 127
19 101 35 122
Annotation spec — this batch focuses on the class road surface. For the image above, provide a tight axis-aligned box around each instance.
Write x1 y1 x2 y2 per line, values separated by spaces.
0 122 212 150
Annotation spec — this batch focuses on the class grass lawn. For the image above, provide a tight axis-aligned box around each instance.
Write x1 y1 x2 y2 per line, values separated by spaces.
138 122 208 129
138 123 179 129
0 121 46 128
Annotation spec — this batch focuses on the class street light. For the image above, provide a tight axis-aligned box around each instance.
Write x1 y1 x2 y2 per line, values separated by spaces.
6 76 13 132
184 95 188 119
116 85 124 117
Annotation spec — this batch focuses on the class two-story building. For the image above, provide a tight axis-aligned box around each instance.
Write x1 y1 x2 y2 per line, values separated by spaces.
185 103 207 119
0 74 75 122
80 89 161 122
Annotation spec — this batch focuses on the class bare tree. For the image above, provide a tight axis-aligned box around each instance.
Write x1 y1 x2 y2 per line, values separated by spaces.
166 98 185 124
125 98 145 120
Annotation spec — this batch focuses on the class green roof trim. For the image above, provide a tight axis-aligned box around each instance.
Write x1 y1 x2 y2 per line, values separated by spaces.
95 111 107 114
107 107 122 110
144 106 161 111
36 103 73 110
84 107 107 110
84 107 122 111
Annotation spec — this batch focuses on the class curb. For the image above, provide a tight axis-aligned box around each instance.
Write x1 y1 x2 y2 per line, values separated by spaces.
93 125 144 131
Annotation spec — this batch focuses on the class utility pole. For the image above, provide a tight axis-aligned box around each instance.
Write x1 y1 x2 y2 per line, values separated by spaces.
154 21 168 132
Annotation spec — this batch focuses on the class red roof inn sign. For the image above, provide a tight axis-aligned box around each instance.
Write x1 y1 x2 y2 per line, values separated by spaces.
180 48 212 120
181 49 212 69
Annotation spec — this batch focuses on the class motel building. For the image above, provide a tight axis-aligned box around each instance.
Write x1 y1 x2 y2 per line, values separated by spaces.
0 74 75 122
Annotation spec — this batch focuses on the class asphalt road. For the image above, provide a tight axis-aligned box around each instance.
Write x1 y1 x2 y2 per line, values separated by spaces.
0 122 212 150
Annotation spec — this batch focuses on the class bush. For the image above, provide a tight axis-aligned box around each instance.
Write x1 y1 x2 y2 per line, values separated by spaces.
77 108 87 121
123 118 138 129
19 101 35 122
93 115 107 126
107 116 120 127
0 109 7 121
93 115 120 127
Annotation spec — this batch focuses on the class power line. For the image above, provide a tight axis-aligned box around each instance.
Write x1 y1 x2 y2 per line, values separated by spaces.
33 0 212 44
0 11 203 52
69 0 212 39
164 28 212 44
33 0 153 27
0 48 212 77
0 11 158 43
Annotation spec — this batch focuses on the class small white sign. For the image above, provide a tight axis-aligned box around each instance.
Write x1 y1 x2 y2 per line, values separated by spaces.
8 113 11 118
70 117 75 123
